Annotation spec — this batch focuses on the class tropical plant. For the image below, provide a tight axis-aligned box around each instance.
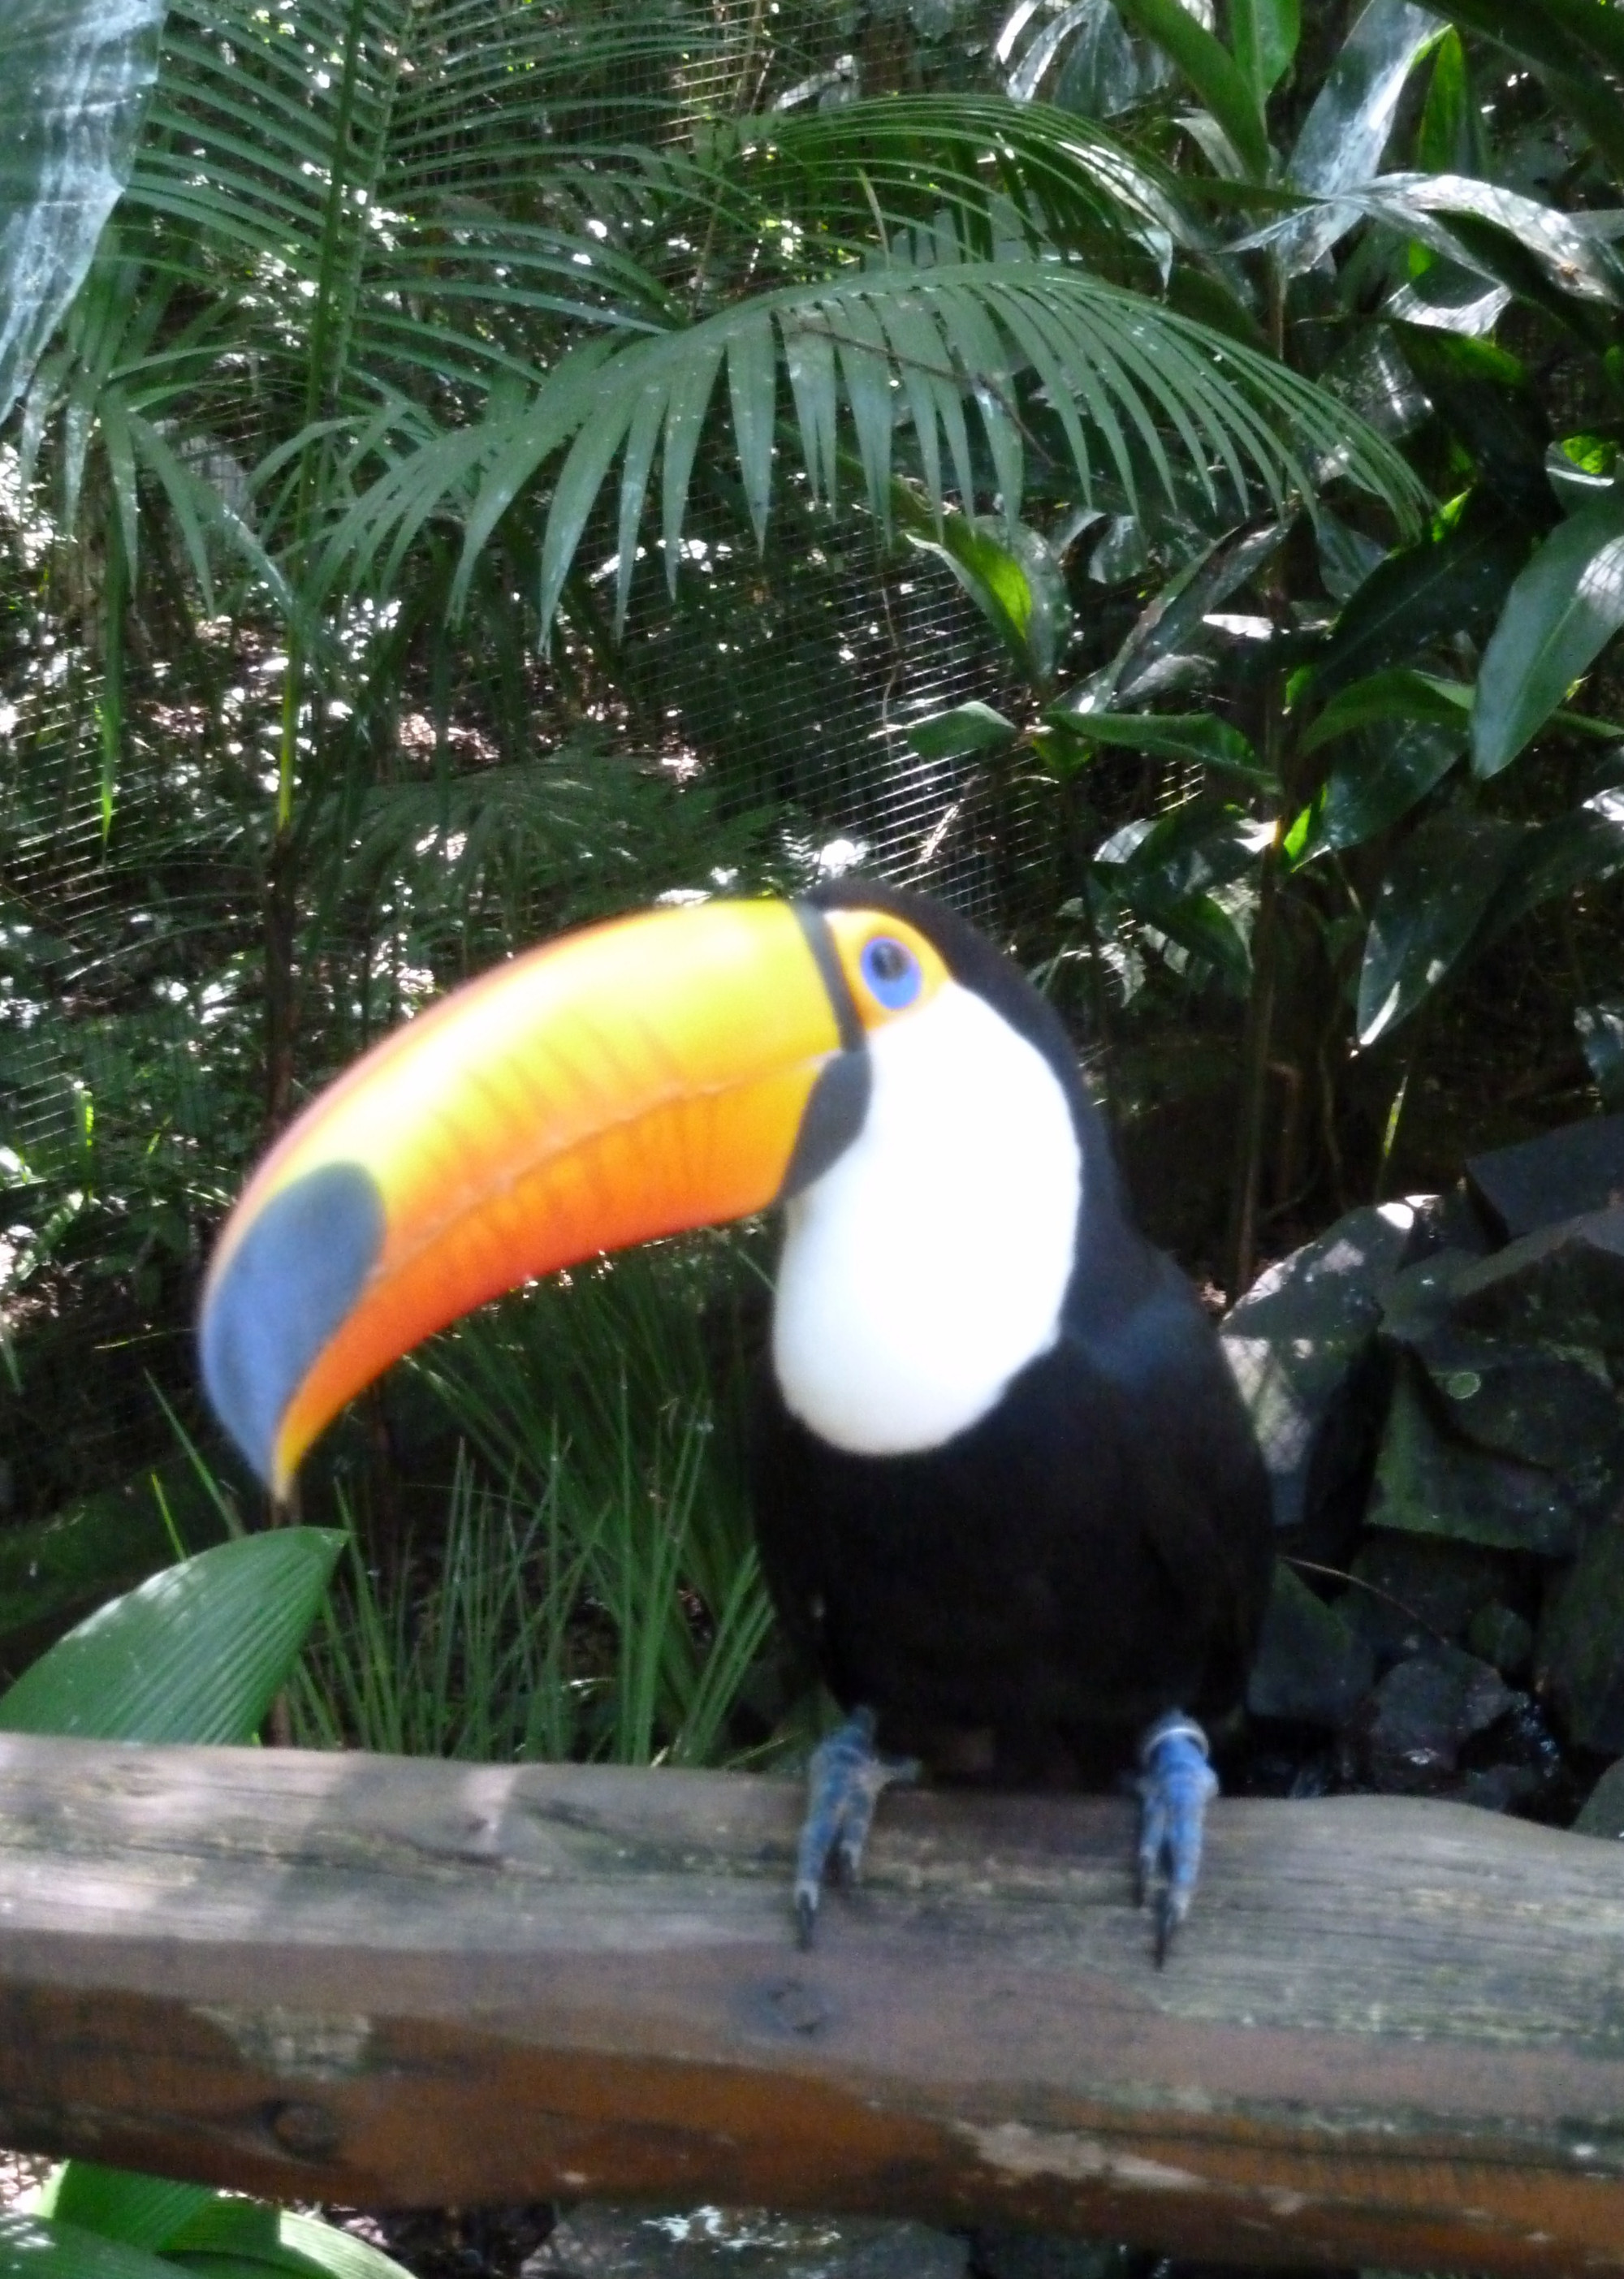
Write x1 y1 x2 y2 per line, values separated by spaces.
0 1525 414 2277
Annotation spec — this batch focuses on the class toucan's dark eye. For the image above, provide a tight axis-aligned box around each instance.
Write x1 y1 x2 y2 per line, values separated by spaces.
860 934 921 1010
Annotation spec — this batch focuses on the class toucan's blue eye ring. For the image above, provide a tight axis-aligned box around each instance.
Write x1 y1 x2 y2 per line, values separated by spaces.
860 934 921 1010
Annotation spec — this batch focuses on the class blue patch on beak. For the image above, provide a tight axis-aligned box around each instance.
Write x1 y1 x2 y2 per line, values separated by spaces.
200 1161 385 1487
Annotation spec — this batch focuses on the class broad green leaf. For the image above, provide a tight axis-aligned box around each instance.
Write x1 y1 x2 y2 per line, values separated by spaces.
1430 0 1624 81
0 1529 343 1743
1355 809 1525 1043
1281 0 1441 270
1047 707 1268 783
1577 1000 1624 1110
1313 494 1531 698
0 0 167 427
37 2165 214 2254
1394 324 1552 528
167 2200 413 2277
1548 434 1618 516
1482 788 1624 938
909 516 1070 688
907 701 1018 760
1094 803 1257 989
1232 0 1300 106
1298 667 1472 752
1132 887 1253 989
1472 494 1624 778
0 2212 175 2277
1105 516 1289 702
1298 720 1463 854
1415 28 1486 177
1112 0 1268 179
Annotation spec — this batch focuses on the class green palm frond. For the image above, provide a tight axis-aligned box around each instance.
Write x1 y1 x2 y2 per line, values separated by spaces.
327 249 1426 635
126 0 704 421
726 93 1202 270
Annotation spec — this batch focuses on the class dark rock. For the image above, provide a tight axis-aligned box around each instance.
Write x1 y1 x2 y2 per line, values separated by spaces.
1337 1530 1504 1662
1246 1560 1377 1727
1355 1646 1514 1791
1538 1521 1624 1753
1467 1112 1624 1240
1366 1359 1582 1557
1221 1202 1417 1539
1402 1185 1498 1262
1447 1209 1624 1355
1453 1762 1543 1813
527 2209 969 2279
970 2234 1129 2279
1376 1246 1480 1345
1574 1757 1624 1837
1465 1601 1535 1676
1406 1330 1623 1500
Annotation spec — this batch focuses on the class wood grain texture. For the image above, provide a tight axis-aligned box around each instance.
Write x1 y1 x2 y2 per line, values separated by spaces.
2 1733 1623 2273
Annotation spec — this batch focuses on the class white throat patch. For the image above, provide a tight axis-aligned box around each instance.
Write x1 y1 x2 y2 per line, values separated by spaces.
771 980 1082 1455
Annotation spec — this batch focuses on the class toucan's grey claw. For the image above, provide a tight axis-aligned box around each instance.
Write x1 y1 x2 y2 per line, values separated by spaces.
792 1706 916 1940
795 1888 818 1950
1136 1710 1216 1964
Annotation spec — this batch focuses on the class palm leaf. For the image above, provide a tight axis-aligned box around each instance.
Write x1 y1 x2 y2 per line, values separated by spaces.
726 93 1199 270
333 251 1425 632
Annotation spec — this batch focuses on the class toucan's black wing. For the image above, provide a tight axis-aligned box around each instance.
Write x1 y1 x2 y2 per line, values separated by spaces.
750 1251 1272 1762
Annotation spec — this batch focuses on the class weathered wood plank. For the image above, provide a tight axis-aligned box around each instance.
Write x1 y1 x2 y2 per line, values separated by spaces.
2 1733 1623 2275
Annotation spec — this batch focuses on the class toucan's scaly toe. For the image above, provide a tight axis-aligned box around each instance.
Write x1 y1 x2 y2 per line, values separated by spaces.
793 1707 917 1947
1136 1711 1217 1965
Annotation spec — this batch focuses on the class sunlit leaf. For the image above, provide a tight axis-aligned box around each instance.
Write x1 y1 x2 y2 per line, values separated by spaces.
37 2165 214 2255
1298 720 1463 855
1483 788 1624 937
1285 0 1441 250
0 1529 343 1743
1355 807 1524 1043
0 0 167 426
337 259 1423 637
1232 0 1300 107
1298 666 1471 752
167 2199 415 2277
1312 492 1531 697
0 2212 176 2277
909 513 1071 688
1047 707 1268 783
907 701 1018 760
1112 0 1269 179
1472 494 1624 777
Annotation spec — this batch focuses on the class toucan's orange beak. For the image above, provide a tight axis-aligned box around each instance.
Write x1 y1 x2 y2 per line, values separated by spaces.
199 899 862 1496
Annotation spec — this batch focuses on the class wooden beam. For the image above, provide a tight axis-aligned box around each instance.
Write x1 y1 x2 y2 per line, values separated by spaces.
1 1733 1622 2275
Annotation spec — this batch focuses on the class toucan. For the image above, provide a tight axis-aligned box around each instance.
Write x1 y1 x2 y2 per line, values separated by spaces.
198 883 1272 1955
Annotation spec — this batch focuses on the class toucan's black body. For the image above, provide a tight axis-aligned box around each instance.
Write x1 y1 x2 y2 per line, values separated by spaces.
753 883 1272 1780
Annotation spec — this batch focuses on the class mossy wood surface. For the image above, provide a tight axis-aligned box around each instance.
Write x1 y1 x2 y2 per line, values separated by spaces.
1 1733 1622 2273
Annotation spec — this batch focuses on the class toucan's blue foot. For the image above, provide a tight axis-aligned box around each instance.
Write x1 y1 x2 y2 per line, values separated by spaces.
794 1707 918 1948
1136 1710 1218 1966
